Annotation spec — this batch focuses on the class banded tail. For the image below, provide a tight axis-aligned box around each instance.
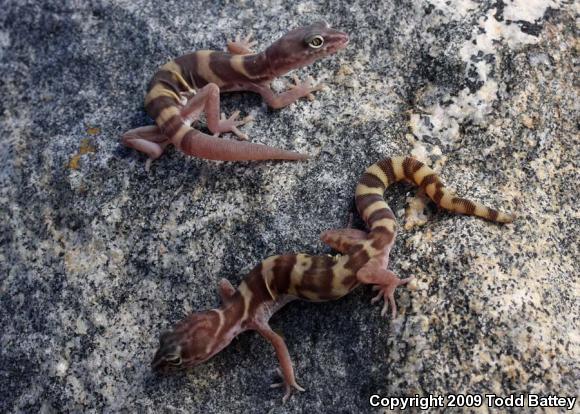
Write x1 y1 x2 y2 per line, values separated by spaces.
355 156 515 233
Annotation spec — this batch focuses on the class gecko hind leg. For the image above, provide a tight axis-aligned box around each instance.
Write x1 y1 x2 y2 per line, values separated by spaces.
252 322 305 403
179 83 253 140
121 125 171 168
320 228 369 254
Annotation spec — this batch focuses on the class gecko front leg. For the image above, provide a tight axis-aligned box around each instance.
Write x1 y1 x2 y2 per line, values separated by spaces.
227 33 257 55
179 83 253 140
246 77 325 110
357 255 414 319
253 322 305 403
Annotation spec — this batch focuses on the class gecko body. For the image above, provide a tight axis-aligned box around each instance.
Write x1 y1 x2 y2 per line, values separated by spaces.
122 22 348 165
151 157 514 401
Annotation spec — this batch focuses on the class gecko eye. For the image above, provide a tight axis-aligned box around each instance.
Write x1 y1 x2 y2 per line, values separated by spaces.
165 354 182 366
306 35 324 49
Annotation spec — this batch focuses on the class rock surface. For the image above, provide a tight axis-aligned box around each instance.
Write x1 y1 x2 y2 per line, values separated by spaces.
1 0 578 412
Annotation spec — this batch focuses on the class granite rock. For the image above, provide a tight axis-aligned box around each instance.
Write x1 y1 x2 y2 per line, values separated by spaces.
0 0 578 412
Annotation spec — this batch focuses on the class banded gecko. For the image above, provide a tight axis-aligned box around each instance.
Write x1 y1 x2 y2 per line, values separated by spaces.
122 22 348 165
151 156 514 401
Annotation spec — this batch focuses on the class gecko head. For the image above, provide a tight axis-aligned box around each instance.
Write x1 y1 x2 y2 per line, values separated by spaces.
151 310 232 373
265 21 349 75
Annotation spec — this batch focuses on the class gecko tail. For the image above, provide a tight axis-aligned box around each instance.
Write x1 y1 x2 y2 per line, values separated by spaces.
179 130 309 161
355 156 515 230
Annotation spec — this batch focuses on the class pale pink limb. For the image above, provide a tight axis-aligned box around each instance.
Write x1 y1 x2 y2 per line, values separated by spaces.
218 278 236 302
121 125 171 160
254 323 305 403
357 257 414 319
213 111 254 141
179 83 253 139
245 77 325 109
320 228 369 254
227 33 257 55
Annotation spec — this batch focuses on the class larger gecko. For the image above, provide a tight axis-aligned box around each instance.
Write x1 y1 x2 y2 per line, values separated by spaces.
151 156 514 401
122 22 348 164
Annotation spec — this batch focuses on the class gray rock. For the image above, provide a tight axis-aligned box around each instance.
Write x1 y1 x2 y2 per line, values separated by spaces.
1 0 578 412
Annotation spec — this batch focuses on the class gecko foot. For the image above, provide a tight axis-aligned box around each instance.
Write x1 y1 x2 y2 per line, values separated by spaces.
227 33 257 54
121 125 171 170
291 75 325 101
270 368 305 403
370 272 414 319
228 32 258 55
214 111 254 140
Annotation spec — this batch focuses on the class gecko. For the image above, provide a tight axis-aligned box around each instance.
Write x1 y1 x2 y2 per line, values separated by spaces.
151 156 514 401
122 22 348 166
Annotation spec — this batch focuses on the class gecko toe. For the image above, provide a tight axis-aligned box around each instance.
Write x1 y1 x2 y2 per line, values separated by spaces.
231 126 249 141
371 272 414 319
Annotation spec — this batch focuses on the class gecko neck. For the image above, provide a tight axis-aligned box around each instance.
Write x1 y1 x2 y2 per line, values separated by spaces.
241 52 275 82
212 294 249 347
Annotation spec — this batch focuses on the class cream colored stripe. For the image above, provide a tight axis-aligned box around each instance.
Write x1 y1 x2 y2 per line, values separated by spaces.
439 192 454 209
392 157 406 180
330 258 353 297
362 200 388 221
355 184 385 197
161 60 194 92
161 60 182 73
288 254 311 296
300 289 324 301
230 55 252 78
362 239 379 257
474 204 488 218
293 254 312 275
288 254 312 296
172 124 190 147
205 309 225 353
261 256 278 300
196 50 224 86
412 164 434 185
497 212 514 223
371 218 396 233
145 84 181 106
424 182 438 198
238 281 253 322
156 106 179 126
366 164 389 187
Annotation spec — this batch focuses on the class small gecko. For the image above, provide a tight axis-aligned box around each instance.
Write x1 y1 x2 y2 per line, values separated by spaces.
151 156 514 401
122 22 348 165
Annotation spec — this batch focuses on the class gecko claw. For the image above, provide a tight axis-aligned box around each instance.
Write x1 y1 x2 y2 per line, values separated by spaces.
290 75 324 101
272 368 305 403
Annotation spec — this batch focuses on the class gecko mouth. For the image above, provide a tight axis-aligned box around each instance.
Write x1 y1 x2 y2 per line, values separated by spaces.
327 33 349 53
